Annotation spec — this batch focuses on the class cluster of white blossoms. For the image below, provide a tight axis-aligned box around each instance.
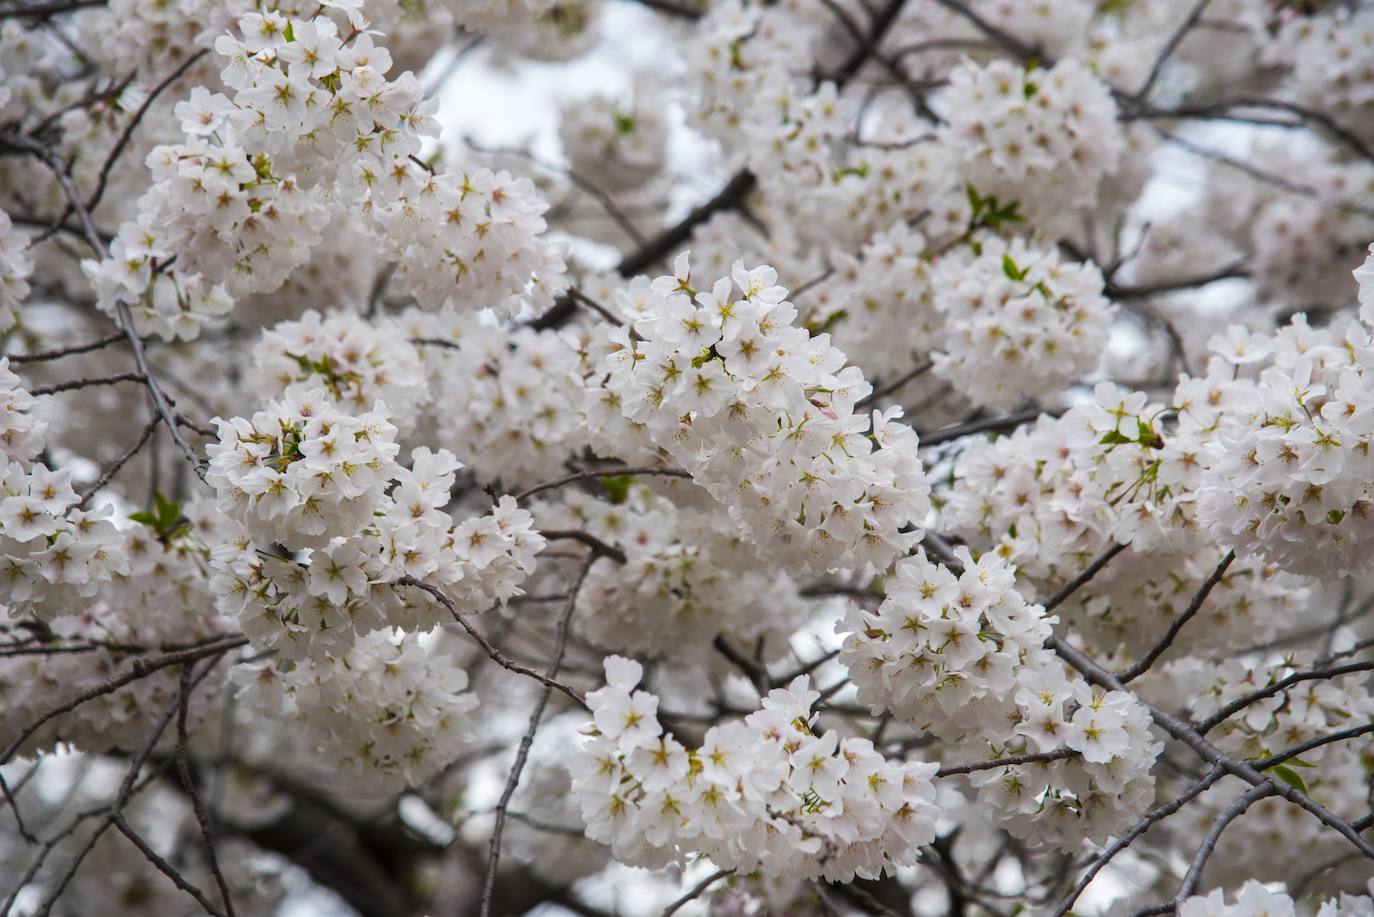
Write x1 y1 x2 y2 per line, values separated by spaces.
85 4 565 340
941 370 1315 660
205 383 401 551
365 160 567 318
209 422 543 658
558 90 669 195
1273 7 1374 148
1181 882 1374 917
252 310 429 432
569 657 941 881
797 221 942 382
939 58 1124 230
597 255 931 575
837 548 1161 847
416 313 595 488
930 237 1115 409
0 459 130 624
1138 647 1374 892
0 496 231 758
1155 651 1374 766
1197 270 1374 579
0 210 32 333
537 485 804 660
0 358 44 463
234 631 477 792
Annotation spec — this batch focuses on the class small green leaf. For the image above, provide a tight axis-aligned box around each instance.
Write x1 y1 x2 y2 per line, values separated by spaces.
1002 254 1027 282
1271 764 1309 794
283 19 296 41
1099 430 1133 446
128 511 158 527
599 475 634 504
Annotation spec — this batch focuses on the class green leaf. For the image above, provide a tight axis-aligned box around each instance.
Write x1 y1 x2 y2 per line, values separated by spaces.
128 511 159 527
1099 430 1132 446
599 474 634 505
1271 764 1309 794
283 19 296 41
965 183 984 212
1285 756 1318 768
1002 254 1027 282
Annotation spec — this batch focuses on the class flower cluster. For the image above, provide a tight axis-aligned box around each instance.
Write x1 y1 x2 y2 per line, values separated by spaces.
417 312 594 488
1155 651 1374 766
0 459 129 622
838 548 1161 847
252 309 429 432
597 255 931 575
558 91 668 194
86 5 566 339
210 430 543 658
234 631 477 793
0 210 31 333
206 383 401 551
365 161 567 318
0 500 229 756
940 58 1124 230
930 237 1115 409
941 373 1315 660
1274 8 1374 148
0 358 44 463
537 485 805 659
1180 882 1374 917
796 221 942 382
1197 315 1374 579
570 657 941 881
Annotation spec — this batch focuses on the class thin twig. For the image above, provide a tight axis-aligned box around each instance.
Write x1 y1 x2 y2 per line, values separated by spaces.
479 556 596 917
1117 550 1234 683
516 465 692 503
662 869 733 917
394 578 588 707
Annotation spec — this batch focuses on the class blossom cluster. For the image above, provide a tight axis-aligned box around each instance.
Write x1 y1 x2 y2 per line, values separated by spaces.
0 210 31 334
1197 296 1374 579
939 58 1124 230
85 4 566 340
596 255 931 575
204 385 544 658
205 383 401 551
838 548 1161 847
569 657 941 881
234 631 477 792
415 312 596 488
0 357 44 464
941 373 1315 660
558 91 668 195
0 499 230 757
930 237 1115 409
537 485 805 660
1180 882 1374 917
252 309 429 432
1140 650 1374 890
